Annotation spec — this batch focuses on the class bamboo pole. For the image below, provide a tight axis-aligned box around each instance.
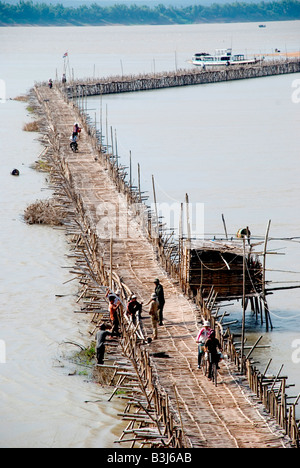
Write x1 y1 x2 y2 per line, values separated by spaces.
138 163 141 203
129 151 132 191
152 175 159 235
241 237 246 373
262 219 271 331
110 234 113 290
222 213 228 240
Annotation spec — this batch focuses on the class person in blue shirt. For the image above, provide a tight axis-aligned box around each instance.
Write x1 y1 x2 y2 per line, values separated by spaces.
95 323 112 365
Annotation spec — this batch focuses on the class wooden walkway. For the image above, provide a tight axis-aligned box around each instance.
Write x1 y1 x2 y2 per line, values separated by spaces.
64 58 300 98
35 85 291 448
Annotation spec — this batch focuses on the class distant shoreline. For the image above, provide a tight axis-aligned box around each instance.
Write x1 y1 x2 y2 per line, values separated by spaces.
1 18 300 27
0 0 299 26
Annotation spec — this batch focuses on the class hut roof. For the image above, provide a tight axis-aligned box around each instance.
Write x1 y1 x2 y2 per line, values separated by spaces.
189 239 263 256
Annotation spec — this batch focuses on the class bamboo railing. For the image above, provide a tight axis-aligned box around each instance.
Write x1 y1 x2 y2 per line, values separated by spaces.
61 58 300 99
197 288 300 448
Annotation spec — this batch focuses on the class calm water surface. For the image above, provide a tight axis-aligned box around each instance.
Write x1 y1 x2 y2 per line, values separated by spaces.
1 21 300 446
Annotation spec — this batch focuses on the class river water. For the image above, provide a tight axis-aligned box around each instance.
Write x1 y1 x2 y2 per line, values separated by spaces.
1 21 300 447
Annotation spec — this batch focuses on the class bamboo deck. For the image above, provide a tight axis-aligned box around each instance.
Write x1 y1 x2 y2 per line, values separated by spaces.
63 58 300 98
30 84 296 448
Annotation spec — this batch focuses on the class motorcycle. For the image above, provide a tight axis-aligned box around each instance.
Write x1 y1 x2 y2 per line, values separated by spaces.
70 141 78 152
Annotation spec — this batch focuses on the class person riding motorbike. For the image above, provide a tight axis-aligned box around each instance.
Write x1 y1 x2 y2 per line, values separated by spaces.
69 134 78 152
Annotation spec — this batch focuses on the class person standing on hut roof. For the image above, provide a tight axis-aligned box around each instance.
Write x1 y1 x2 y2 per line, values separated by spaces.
154 279 165 326
95 323 112 365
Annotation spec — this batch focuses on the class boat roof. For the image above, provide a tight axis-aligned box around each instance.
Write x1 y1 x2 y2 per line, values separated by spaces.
193 48 233 57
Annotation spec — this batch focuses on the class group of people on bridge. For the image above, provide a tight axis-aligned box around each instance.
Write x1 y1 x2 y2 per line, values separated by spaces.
196 320 222 381
95 278 222 383
95 278 165 365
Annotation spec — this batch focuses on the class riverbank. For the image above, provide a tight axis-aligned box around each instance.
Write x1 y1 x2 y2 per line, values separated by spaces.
1 0 300 27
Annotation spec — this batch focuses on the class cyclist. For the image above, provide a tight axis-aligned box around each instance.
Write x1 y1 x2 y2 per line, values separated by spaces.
196 320 211 369
205 330 222 381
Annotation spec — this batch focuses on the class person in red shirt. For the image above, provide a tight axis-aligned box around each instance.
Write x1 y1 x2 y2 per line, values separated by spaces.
109 296 121 337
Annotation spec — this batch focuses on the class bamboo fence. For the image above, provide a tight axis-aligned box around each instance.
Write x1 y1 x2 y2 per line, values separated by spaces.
197 288 300 448
60 58 300 99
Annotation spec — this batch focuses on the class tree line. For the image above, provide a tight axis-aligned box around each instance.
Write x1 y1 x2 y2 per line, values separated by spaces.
0 0 300 25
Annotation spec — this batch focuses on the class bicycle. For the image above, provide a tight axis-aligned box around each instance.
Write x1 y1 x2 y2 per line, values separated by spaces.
198 344 208 375
201 350 209 376
208 352 219 387
211 360 218 387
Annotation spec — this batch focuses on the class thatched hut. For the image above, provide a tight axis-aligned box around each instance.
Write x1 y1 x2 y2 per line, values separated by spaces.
182 239 263 302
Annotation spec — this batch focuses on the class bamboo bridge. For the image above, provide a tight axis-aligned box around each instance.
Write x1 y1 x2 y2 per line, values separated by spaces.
28 65 300 448
63 57 300 99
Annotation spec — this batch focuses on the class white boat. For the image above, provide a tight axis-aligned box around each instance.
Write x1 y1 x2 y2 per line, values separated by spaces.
191 48 259 68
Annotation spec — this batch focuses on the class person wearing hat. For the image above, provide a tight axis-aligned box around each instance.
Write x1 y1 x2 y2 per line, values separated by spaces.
154 279 165 326
105 287 121 305
196 320 212 369
148 293 159 340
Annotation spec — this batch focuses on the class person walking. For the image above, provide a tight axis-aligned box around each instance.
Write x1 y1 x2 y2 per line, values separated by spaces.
95 323 112 365
154 278 165 326
148 293 159 340
205 330 222 381
196 320 212 369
